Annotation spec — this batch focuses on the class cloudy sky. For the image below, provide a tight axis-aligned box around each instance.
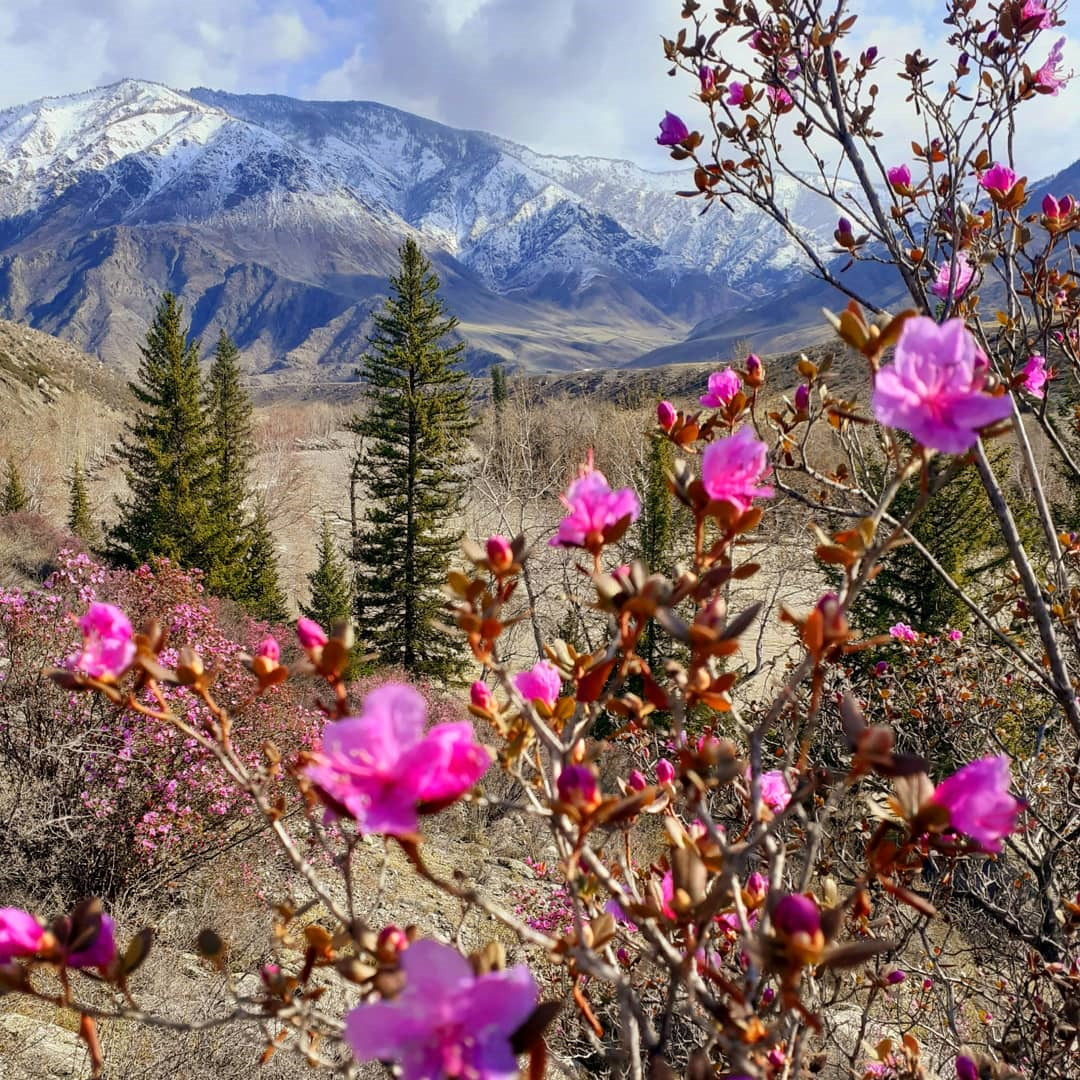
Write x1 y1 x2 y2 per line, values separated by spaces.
0 0 1076 178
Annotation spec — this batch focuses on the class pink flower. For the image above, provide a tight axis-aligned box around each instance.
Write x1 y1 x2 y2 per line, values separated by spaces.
871 317 1013 454
550 454 640 551
470 681 493 710
767 85 793 110
947 628 964 642
1035 37 1068 93
657 400 677 430
256 636 280 662
932 755 1023 852
889 622 918 643
759 769 791 812
887 164 912 189
700 367 742 408
655 759 676 784
1021 0 1053 30
486 535 513 570
700 426 774 511
699 65 716 93
1022 353 1049 398
727 81 751 106
296 618 328 651
656 111 689 145
887 969 907 984
1043 193 1063 217
930 251 975 299
557 764 601 810
67 914 116 969
513 660 561 709
794 384 810 412
627 769 647 792
67 602 135 681
344 938 537 1080
304 683 491 836
955 1055 979 1080
772 894 820 939
0 908 44 962
979 162 1018 194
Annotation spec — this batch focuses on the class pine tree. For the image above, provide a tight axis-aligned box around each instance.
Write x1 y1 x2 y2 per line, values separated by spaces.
110 294 216 569
67 458 97 543
301 517 353 629
491 364 508 409
349 238 474 678
203 329 255 597
0 457 29 514
240 499 289 623
637 435 676 671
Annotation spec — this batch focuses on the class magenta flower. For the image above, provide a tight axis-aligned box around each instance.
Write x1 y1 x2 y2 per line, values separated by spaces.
932 755 1023 852
794 383 810 412
1035 37 1068 93
1043 193 1062 217
656 111 689 146
256 636 280 662
759 769 791 812
549 455 640 551
767 85 793 110
955 1056 979 1080
979 163 1017 194
513 660 562 709
0 908 44 962
887 164 912 189
657 400 677 430
887 969 907 984
67 602 135 681
296 617 328 651
699 65 716 93
772 894 821 939
930 251 975 299
1022 353 1049 398
67 914 116 969
304 683 491 836
726 81 751 106
947 628 964 642
627 768 647 792
345 938 537 1080
486 534 513 570
655 759 676 784
871 317 1013 454
700 367 742 408
1021 0 1053 29
470 681 493 710
700 426 774 512
557 764 601 810
889 622 918 643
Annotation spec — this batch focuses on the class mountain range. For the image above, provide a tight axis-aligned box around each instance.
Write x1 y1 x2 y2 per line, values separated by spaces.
0 79 1067 379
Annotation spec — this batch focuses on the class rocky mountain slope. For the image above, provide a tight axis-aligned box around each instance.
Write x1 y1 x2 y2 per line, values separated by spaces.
0 80 847 378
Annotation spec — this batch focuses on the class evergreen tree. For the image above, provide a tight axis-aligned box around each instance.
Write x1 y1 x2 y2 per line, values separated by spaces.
240 498 289 623
203 329 255 597
110 294 216 569
0 457 29 514
491 364 509 409
301 517 353 629
349 238 474 678
637 435 676 671
67 458 97 543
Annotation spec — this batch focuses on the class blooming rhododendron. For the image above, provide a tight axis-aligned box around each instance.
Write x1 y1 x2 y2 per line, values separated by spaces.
887 164 912 189
656 759 676 784
767 85 793 110
557 764 601 810
67 602 135 680
1035 37 1068 92
485 535 513 571
700 426 774 511
0 908 43 962
932 755 1023 852
726 81 751 105
657 400 677 429
513 660 562 709
772 894 820 939
549 455 640 551
304 683 491 836
656 111 689 145
296 618 328 650
470 680 493 710
67 914 116 969
979 163 1018 194
930 251 975 299
889 622 918 643
344 939 537 1080
1021 0 1053 30
699 367 741 407
759 769 792 813
1022 353 1049 398
871 317 1013 453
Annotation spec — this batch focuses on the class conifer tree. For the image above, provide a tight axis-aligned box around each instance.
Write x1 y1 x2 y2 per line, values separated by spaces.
349 238 474 678
637 434 676 671
240 498 289 623
491 364 508 409
203 329 255 597
110 294 215 569
0 457 29 514
301 517 353 629
67 458 97 544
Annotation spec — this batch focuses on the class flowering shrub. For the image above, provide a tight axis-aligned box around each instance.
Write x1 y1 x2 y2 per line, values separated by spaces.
5 2 1080 1079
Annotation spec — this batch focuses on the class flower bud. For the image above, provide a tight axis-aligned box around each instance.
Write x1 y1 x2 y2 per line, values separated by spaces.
745 353 765 387
794 383 810 412
657 400 677 430
377 925 408 956
761 986 776 1005
773 894 821 939
557 764 601 811
955 1055 978 1080
1043 193 1062 218
296 618 328 651
655 759 676 784
627 769 647 792
745 871 768 906
470 680 493 711
887 969 907 984
256 636 280 663
485 535 513 571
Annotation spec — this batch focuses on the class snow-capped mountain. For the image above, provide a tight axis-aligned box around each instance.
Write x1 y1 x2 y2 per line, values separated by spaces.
0 79 839 375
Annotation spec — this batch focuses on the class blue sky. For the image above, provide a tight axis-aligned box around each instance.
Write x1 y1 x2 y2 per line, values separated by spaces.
0 0 1075 179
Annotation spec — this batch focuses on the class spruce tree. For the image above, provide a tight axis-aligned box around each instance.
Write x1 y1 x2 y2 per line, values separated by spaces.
0 457 29 514
67 458 97 543
301 517 353 629
637 434 676 671
491 364 508 409
349 238 474 678
240 499 289 623
110 294 216 569
203 329 255 598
